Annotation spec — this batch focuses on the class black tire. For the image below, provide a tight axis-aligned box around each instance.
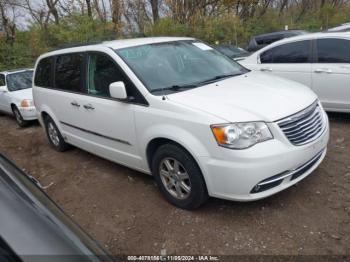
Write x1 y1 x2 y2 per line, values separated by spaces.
44 116 70 152
12 106 29 128
152 143 208 210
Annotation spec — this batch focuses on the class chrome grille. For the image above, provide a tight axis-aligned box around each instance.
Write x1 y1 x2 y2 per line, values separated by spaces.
277 101 326 146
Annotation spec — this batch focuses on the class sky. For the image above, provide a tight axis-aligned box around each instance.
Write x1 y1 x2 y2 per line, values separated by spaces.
3 0 113 30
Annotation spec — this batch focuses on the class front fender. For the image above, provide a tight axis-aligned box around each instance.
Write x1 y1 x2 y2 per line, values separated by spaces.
9 98 20 112
139 123 211 172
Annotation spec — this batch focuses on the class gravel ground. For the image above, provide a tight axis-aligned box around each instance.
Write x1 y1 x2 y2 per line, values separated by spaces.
0 112 349 256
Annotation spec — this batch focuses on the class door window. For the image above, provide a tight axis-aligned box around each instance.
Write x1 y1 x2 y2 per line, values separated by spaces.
260 40 311 64
0 74 5 86
317 38 350 63
34 57 52 88
55 53 84 92
87 53 127 98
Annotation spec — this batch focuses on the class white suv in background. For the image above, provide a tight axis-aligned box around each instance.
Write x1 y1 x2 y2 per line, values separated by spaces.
240 32 350 113
33 37 329 209
0 69 37 127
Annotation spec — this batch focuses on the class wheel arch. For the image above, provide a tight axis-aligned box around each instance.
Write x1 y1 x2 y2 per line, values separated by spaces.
145 135 209 180
146 138 188 172
146 137 210 201
37 105 62 131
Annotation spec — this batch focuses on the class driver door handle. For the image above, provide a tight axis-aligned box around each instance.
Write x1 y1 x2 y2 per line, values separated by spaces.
314 68 332 74
83 104 95 110
260 67 273 72
71 101 80 107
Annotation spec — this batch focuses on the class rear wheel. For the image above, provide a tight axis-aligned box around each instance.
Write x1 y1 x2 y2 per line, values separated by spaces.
152 143 208 210
44 116 70 152
12 106 29 128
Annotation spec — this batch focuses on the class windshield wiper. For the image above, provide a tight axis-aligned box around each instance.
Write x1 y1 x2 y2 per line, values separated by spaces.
150 83 198 94
197 73 242 86
150 72 243 94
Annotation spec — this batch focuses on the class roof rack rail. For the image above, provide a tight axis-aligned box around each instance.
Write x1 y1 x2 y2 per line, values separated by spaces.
53 41 102 51
5 68 33 73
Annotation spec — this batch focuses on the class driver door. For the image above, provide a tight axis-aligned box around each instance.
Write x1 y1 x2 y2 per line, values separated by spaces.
72 52 143 170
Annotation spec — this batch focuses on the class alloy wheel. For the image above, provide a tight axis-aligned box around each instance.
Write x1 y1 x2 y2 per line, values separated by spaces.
14 108 23 125
159 157 192 200
47 122 60 146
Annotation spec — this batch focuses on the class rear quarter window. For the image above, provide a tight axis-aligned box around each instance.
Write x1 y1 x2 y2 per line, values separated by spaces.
317 38 350 63
35 57 53 88
54 53 84 92
0 74 5 86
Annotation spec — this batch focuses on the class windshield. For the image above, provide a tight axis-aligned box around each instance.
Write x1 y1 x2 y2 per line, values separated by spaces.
116 40 248 94
6 71 33 92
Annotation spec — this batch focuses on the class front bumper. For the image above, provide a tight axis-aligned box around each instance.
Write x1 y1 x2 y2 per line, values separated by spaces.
199 114 330 202
19 106 37 121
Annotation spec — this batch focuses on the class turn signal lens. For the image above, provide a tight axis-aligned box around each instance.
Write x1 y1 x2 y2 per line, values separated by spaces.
20 99 33 108
211 125 240 145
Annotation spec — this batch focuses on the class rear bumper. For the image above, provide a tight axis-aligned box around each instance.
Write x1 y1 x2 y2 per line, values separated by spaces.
19 106 37 121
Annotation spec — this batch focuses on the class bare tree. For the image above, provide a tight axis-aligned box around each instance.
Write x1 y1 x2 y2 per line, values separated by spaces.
0 0 18 44
85 0 92 17
149 0 159 23
93 0 107 21
110 0 123 34
45 0 59 24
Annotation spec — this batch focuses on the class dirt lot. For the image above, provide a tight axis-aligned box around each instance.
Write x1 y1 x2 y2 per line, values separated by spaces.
0 112 349 256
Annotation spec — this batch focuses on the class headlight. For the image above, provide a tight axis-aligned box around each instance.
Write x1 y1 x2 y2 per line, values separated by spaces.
20 99 33 108
211 122 273 149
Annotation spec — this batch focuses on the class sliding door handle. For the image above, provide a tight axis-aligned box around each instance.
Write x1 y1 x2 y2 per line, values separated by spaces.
83 104 95 110
71 101 80 107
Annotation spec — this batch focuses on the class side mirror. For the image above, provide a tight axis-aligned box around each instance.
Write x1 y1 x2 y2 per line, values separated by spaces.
0 86 7 93
109 81 127 100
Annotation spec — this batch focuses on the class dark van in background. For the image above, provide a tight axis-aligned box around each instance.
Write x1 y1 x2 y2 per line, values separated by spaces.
246 30 308 52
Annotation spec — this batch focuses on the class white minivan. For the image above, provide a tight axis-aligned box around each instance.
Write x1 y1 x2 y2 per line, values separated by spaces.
33 37 329 209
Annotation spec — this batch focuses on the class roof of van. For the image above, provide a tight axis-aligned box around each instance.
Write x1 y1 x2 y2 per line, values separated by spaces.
248 31 350 55
328 22 350 32
42 37 195 58
274 31 350 42
103 37 195 49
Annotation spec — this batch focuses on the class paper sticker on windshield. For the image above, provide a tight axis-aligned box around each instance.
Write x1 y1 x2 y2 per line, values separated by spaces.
192 43 213 51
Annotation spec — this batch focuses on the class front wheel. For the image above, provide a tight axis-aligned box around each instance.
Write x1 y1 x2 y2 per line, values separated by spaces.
152 144 208 210
44 116 70 152
12 106 29 128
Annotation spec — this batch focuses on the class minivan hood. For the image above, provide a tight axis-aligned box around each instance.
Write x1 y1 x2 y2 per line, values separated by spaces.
167 72 317 122
10 88 33 101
